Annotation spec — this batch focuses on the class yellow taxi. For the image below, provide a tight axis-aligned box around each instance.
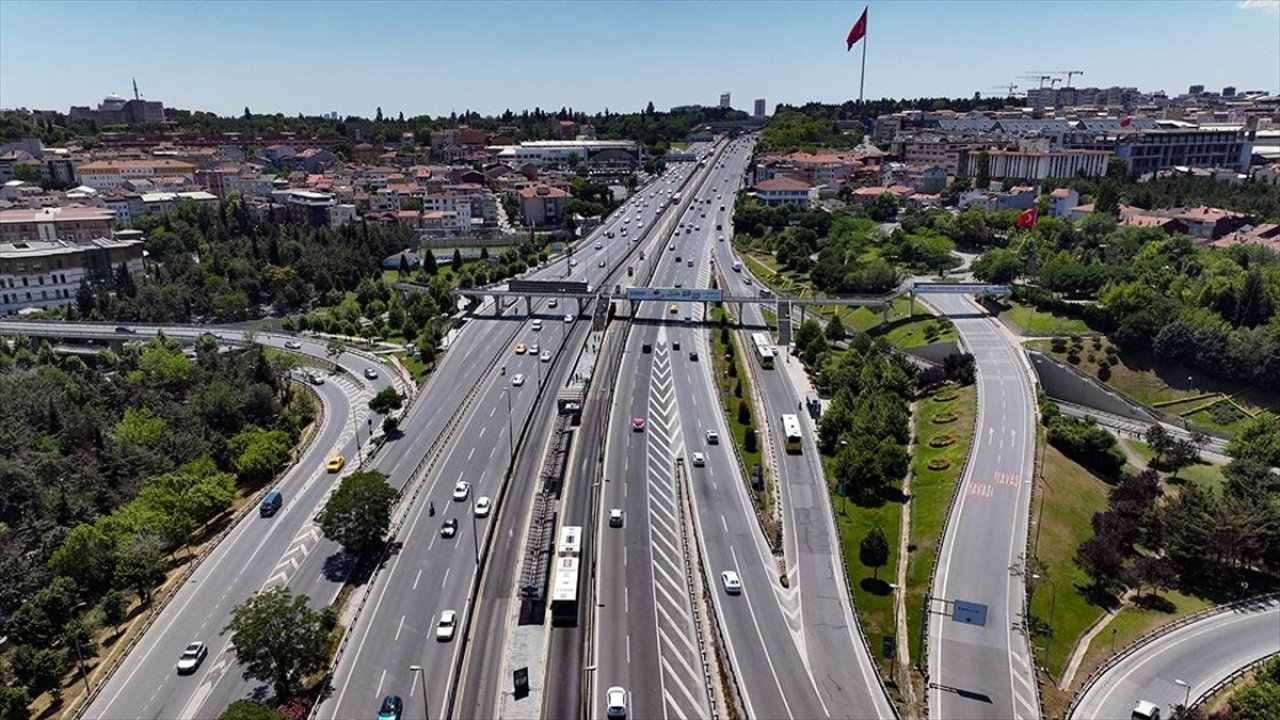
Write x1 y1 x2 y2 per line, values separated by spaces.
515 342 527 354
326 455 346 473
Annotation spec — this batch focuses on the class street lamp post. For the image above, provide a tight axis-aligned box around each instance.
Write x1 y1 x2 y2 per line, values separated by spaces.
70 602 91 695
408 665 430 720
1032 574 1058 665
504 389 515 462
470 502 480 567
1175 678 1191 709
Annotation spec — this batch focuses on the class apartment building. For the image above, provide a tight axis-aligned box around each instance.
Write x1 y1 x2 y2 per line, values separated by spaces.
1067 123 1253 175
0 206 117 244
1 232 144 315
76 159 197 190
751 177 817 208
964 148 1112 181
515 185 571 226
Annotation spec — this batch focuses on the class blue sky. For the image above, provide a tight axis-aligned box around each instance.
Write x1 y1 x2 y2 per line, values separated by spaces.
1 1 1277 118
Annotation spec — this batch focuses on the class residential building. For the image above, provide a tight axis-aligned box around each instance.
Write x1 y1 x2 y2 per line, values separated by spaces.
963 147 1112 181
0 206 116 244
751 177 816 208
516 185 571 226
76 159 197 190
1168 206 1251 240
1047 187 1080 218
754 99 767 118
1 233 145 315
270 189 335 227
879 162 946 194
720 93 731 109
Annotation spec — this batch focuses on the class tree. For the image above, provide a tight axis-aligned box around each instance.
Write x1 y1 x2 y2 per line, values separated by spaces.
868 192 899 222
1075 532 1126 589
1125 555 1175 597
219 700 286 720
12 163 39 183
859 526 889 580
422 249 439 276
975 151 991 189
744 426 758 453
451 248 463 272
1145 424 1174 466
1230 680 1280 720
825 315 846 342
101 588 129 636
368 387 405 415
114 531 168 604
10 645 64 702
972 247 1021 284
317 471 398 557
737 399 751 426
0 686 32 720
48 522 116 594
222 586 329 701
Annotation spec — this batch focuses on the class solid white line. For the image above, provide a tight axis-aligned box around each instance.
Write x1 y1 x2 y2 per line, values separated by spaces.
413 569 422 590
376 668 386 698
395 615 405 641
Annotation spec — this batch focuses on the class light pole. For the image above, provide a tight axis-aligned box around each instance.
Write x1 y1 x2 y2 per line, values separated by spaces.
504 388 515 462
1175 678 1191 709
470 502 480 567
408 664 430 720
1032 573 1058 665
70 601 91 695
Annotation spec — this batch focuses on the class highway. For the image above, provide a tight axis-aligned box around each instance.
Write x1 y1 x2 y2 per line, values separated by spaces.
708 139 895 720
1069 595 1280 719
316 155 709 720
923 293 1040 720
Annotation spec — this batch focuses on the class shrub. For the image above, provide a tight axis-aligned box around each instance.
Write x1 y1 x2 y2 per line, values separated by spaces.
1067 352 1081 365
1097 364 1111 382
744 426 758 452
1051 337 1068 353
927 457 952 471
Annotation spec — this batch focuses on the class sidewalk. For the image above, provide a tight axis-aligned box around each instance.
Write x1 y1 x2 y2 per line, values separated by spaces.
776 346 825 430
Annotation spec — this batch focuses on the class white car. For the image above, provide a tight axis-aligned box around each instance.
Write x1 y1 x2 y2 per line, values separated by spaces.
606 686 627 719
595 241 603 250
705 430 720 444
609 508 624 527
692 452 706 467
548 298 558 308
452 481 471 501
721 571 743 595
528 343 539 354
511 373 525 387
540 351 552 362
284 340 303 350
564 314 574 324
435 610 457 641
474 496 492 517
176 641 208 674
569 258 578 266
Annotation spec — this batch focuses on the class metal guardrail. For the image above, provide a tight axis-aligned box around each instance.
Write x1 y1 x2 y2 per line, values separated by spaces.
1065 591 1280 719
1192 651 1279 709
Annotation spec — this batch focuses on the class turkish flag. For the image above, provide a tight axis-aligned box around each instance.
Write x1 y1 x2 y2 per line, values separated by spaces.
846 7 868 50
1016 207 1038 229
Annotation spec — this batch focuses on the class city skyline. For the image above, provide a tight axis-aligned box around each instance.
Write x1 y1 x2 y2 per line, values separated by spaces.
1 0 1278 118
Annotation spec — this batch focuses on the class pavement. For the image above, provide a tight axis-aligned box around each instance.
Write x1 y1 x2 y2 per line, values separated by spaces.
922 292 1041 720
1069 594 1280 720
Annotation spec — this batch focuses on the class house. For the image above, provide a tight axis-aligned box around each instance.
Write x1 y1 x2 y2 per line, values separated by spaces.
1211 224 1280 252
1169 206 1251 240
288 148 339 173
1120 214 1189 235
516 184 571 226
1047 187 1080 218
751 177 816 208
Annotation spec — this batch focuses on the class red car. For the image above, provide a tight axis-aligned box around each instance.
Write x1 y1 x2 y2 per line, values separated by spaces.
632 418 645 432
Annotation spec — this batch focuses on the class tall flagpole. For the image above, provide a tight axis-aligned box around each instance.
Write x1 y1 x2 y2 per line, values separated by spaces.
858 14 867 107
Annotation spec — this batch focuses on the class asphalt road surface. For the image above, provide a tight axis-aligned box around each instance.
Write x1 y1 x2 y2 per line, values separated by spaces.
923 293 1040 720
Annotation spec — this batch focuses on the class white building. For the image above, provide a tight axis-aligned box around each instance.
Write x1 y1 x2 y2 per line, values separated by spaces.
752 177 816 208
1 233 144 315
75 159 197 190
965 148 1111 181
490 140 640 168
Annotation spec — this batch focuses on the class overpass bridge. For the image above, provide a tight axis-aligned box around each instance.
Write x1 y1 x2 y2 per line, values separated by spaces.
400 278 1010 333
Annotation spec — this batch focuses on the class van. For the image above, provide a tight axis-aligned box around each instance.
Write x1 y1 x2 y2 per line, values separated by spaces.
731 260 742 272
260 491 283 517
642 342 652 354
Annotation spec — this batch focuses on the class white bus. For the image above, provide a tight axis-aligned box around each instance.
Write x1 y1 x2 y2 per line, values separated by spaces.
781 414 803 454
751 332 775 369
550 525 583 626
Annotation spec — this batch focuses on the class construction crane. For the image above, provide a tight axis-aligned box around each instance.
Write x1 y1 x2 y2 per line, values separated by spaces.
991 83 1020 97
1027 70 1085 87
1019 74 1056 90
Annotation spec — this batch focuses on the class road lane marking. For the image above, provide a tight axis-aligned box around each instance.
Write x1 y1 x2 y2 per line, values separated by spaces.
468 447 475 460
729 545 795 720
376 668 386 698
413 569 422 590
442 567 451 587
721 514 728 532
395 615 405 641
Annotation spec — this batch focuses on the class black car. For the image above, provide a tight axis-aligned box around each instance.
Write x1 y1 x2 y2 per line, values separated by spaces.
689 351 699 361
377 694 403 720
114 325 136 334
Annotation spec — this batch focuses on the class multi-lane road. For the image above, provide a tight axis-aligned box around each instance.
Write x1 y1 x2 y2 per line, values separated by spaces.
923 293 1039 720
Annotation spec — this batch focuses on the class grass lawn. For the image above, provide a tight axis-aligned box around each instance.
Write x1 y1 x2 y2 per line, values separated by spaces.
1074 590 1215 689
1121 439 1229 494
1030 442 1115 679
829 454 904 679
710 306 773 531
905 383 978 668
999 300 1098 337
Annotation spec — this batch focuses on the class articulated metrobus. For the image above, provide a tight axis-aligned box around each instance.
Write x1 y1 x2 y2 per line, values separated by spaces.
751 332 776 369
549 525 583 627
781 414 803 454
